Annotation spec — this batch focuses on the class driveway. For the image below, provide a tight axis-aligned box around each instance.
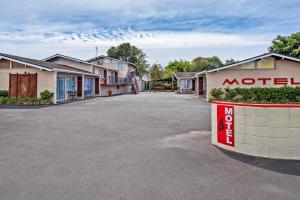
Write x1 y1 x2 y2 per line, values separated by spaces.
0 93 299 200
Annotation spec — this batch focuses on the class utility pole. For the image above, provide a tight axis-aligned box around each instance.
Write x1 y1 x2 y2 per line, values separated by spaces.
95 46 99 56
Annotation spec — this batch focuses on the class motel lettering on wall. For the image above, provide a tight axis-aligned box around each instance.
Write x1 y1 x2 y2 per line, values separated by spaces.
223 78 300 85
217 105 234 147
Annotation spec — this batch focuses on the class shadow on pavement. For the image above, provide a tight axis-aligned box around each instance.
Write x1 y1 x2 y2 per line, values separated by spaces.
217 147 300 176
0 105 52 109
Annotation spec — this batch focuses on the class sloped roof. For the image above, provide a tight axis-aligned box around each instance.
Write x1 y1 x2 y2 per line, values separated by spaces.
86 55 138 68
173 72 196 79
0 53 96 75
205 52 300 74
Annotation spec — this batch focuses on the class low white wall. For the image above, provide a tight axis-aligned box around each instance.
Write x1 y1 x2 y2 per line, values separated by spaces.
100 85 130 96
211 102 300 160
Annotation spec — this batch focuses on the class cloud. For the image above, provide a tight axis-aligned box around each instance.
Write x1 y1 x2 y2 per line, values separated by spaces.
0 0 299 64
0 24 270 48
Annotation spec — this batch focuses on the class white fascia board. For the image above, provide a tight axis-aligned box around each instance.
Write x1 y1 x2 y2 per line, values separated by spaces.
0 55 53 71
195 71 207 76
54 69 98 76
207 53 300 74
87 55 138 68
44 54 105 68
206 53 274 73
270 53 300 63
173 73 178 79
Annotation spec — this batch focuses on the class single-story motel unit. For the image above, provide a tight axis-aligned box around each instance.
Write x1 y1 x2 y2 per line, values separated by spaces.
174 52 300 160
0 53 138 104
174 53 300 99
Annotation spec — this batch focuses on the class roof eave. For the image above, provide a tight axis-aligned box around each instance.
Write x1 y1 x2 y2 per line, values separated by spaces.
54 68 98 76
44 54 111 70
0 55 53 72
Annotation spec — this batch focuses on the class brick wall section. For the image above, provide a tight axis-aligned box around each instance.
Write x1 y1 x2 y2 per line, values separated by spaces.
211 103 300 160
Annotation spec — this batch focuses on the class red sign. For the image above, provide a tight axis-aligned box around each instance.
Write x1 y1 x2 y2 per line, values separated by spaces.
223 78 300 86
217 105 234 147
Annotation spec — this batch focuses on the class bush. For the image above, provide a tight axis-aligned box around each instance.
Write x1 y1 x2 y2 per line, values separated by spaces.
210 87 300 104
210 88 224 100
0 90 54 105
0 90 8 97
40 90 53 102
0 97 45 105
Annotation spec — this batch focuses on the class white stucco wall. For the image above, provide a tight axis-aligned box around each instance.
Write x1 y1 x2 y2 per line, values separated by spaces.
0 60 55 97
100 85 130 96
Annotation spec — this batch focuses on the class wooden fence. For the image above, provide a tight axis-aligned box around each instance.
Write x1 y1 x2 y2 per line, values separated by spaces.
9 73 37 97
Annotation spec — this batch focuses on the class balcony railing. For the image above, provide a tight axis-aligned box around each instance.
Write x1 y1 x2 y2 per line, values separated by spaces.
103 76 133 85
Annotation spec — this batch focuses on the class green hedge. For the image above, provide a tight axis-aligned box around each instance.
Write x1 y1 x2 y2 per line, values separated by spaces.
0 90 8 97
209 87 300 103
0 90 54 105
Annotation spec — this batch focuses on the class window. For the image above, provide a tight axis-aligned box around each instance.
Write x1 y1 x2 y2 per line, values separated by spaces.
108 71 115 84
99 69 104 79
57 77 65 101
257 57 275 69
84 77 94 96
66 77 75 92
236 57 275 70
237 61 255 69
118 63 125 71
104 58 112 64
56 76 75 101
92 67 96 74
180 80 191 89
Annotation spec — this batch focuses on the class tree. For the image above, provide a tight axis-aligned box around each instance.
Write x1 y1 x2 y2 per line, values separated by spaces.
107 43 149 78
149 64 163 80
163 60 192 78
191 56 223 71
224 58 237 65
269 32 300 58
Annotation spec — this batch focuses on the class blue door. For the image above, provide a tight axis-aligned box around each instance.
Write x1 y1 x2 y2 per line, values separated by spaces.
57 77 65 101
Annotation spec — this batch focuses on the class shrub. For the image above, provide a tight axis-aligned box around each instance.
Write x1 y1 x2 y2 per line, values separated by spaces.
40 90 53 102
210 87 300 104
0 90 8 97
210 88 224 101
0 97 43 105
0 90 54 105
224 87 238 100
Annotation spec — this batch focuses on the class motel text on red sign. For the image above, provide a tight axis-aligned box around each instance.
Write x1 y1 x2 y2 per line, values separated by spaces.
217 105 234 147
223 78 300 85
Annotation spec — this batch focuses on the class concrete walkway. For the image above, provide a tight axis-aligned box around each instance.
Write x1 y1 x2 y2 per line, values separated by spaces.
0 93 299 200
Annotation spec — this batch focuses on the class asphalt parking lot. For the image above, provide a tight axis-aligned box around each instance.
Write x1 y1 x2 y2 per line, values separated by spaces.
0 92 299 200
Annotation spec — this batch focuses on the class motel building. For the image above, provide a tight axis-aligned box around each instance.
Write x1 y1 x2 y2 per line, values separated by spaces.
44 54 138 96
86 55 139 95
0 53 138 104
174 53 300 99
0 53 99 104
175 52 300 160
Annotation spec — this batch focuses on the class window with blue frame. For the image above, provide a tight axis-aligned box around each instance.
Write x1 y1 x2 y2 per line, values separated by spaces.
108 71 115 84
56 76 76 101
84 77 94 96
66 77 76 92
57 77 65 101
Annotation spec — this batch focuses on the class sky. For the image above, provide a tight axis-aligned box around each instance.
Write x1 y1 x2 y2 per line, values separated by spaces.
0 0 299 65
